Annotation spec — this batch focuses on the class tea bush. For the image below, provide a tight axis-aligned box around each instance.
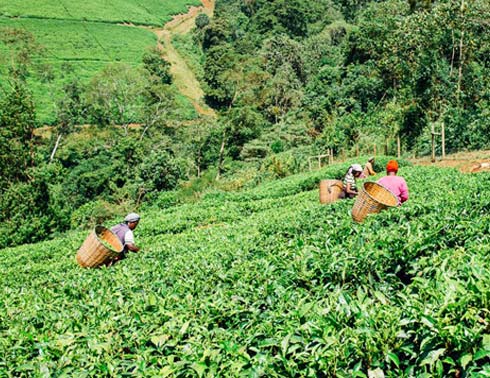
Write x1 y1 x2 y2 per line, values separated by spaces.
1 164 489 376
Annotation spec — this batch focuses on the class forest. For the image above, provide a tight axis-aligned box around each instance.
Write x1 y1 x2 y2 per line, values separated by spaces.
1 0 489 247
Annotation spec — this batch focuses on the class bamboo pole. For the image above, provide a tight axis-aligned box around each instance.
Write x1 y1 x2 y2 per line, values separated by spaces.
397 135 401 158
441 122 446 160
431 124 436 163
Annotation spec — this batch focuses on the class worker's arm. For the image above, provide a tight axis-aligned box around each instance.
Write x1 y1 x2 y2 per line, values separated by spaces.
125 243 140 252
345 183 358 196
399 180 409 203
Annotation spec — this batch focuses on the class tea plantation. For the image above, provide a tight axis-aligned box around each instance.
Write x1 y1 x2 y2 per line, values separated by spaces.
0 0 200 123
1 163 490 377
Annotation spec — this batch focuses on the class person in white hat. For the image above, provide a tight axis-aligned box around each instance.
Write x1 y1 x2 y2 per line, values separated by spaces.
341 164 363 198
111 213 141 261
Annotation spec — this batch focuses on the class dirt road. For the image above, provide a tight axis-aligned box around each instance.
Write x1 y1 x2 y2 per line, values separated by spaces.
153 0 215 117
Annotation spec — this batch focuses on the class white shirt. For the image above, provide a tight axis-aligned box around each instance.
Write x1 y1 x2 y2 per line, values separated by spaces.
124 229 135 245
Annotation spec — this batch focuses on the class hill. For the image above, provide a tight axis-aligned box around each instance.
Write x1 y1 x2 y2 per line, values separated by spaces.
1 162 490 376
0 0 202 123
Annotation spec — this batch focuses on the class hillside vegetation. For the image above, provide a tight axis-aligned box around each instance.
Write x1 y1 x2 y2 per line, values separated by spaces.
1 2 490 261
1 162 490 376
0 0 200 123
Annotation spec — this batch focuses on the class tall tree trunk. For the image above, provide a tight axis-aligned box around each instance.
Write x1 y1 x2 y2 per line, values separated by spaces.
450 30 456 77
397 135 401 158
457 0 466 101
441 122 445 160
50 133 62 162
457 30 465 100
216 127 227 181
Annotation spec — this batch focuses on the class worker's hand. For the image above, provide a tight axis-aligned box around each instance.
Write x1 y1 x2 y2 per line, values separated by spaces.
126 243 140 252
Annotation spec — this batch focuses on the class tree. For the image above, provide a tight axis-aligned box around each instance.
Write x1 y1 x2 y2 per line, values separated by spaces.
0 27 44 81
142 48 172 85
177 117 219 177
85 63 146 133
0 81 37 186
51 79 87 162
140 82 176 140
195 13 210 29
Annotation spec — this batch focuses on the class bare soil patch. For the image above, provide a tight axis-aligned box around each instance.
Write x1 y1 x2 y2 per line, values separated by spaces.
410 150 490 173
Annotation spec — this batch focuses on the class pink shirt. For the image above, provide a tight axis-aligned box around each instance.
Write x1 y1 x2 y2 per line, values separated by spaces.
377 175 409 205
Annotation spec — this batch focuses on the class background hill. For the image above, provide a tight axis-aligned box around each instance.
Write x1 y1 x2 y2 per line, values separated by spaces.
0 0 201 123
1 0 489 251
1 161 490 376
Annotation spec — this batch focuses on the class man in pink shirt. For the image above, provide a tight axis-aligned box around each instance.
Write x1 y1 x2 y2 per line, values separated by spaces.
377 160 409 205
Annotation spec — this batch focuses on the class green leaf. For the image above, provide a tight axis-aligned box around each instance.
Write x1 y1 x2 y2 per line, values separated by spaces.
482 334 490 350
180 321 190 335
460 353 472 369
421 315 437 330
386 352 400 368
474 349 490 361
373 291 388 305
151 334 170 347
159 366 173 377
420 348 445 366
191 362 207 377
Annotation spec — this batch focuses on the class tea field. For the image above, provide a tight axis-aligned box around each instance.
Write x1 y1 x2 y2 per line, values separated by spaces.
0 0 201 26
1 162 490 377
0 0 200 123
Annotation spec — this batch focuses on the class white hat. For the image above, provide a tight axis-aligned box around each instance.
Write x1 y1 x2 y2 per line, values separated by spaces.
351 164 362 172
124 213 140 223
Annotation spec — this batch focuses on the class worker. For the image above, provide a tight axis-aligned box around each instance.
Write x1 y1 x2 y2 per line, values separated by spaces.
111 213 141 262
341 164 363 198
377 160 409 205
360 157 376 178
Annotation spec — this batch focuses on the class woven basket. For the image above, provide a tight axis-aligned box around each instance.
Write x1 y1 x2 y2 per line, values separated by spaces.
351 182 398 223
319 179 343 204
76 225 124 268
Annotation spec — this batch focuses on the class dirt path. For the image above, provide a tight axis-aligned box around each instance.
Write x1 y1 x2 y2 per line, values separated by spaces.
152 0 216 117
410 150 490 173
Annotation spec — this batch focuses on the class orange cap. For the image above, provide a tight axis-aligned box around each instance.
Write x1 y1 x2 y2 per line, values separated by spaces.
386 160 399 173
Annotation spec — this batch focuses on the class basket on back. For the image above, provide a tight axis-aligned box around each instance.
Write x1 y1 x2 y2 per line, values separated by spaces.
319 179 343 204
76 225 123 268
351 182 398 223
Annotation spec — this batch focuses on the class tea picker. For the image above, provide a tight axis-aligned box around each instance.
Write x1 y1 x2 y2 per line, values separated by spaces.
111 213 141 262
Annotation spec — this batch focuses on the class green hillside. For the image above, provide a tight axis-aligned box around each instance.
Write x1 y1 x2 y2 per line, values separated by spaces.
0 0 201 26
0 0 201 123
2 163 490 376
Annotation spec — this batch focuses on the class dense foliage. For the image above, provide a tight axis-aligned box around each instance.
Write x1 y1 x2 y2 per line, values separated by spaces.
1 164 490 376
198 0 490 158
1 0 489 251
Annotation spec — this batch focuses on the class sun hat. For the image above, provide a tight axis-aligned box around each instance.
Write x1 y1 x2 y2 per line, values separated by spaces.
386 160 399 173
351 164 363 172
124 213 141 223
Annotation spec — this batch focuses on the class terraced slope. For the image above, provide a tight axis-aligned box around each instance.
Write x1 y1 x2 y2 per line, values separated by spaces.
0 0 202 123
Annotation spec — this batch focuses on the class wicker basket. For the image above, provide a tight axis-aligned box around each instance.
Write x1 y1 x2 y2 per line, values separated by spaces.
351 182 398 223
76 225 124 268
319 179 344 204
